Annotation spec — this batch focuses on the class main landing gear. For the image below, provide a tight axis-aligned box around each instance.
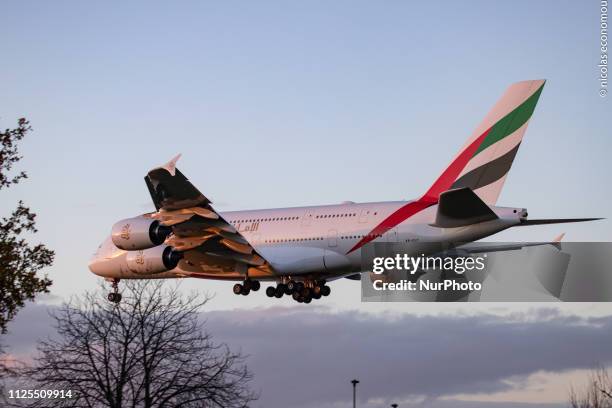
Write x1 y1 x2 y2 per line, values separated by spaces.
231 278 330 303
232 279 261 296
107 278 122 304
265 280 331 303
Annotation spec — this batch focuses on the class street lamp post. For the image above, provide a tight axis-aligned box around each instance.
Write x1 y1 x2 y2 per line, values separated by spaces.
351 379 359 408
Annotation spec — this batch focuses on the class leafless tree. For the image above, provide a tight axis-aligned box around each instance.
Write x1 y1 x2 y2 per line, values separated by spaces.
0 346 21 404
569 367 612 408
19 281 257 408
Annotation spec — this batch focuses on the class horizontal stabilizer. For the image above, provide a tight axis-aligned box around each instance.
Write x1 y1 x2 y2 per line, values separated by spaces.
433 187 498 228
519 218 603 226
454 238 565 254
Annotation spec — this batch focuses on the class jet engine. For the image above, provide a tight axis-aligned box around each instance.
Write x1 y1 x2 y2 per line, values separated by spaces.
125 245 182 275
111 216 172 250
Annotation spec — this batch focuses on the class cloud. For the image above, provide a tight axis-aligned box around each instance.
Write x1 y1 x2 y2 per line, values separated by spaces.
2 302 56 357
204 307 612 408
3 304 612 408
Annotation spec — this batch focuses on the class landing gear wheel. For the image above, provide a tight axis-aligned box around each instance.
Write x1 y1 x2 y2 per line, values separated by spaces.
274 286 284 298
312 292 321 300
300 287 311 298
107 279 121 303
233 283 243 295
321 285 331 297
312 286 322 296
292 292 301 301
250 280 261 291
303 295 312 304
287 280 297 292
266 286 276 297
241 286 250 296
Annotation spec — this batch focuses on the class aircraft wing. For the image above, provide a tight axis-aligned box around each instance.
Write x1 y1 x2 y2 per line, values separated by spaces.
144 155 271 274
144 154 211 211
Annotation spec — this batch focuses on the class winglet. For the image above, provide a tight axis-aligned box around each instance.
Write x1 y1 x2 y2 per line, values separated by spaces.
163 154 182 176
552 233 565 250
553 233 565 242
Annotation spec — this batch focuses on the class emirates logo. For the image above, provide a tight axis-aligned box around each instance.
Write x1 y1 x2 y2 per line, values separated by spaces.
135 251 145 265
120 224 131 240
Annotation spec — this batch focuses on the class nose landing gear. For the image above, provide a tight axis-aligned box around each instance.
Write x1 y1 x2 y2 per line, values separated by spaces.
107 278 122 303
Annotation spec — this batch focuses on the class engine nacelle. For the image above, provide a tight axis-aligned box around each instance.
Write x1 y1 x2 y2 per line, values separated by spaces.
111 216 172 250
125 245 182 275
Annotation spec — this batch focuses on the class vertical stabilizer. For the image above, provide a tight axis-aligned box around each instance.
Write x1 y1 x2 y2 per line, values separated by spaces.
422 79 546 204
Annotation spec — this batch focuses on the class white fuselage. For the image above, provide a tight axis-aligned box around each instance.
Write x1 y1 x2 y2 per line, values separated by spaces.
89 200 524 282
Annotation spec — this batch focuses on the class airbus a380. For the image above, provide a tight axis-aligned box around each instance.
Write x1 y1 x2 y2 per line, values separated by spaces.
89 79 600 303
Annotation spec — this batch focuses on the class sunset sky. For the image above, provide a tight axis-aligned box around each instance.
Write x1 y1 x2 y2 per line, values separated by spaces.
1 1 610 407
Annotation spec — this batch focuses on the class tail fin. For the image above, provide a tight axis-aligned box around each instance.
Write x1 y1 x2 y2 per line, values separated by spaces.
421 79 546 205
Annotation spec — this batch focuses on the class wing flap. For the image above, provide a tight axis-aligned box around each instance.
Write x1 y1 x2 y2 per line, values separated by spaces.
220 238 253 255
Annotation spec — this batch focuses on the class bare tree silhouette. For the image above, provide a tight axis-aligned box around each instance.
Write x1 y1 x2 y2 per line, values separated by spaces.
20 281 257 408
569 367 612 408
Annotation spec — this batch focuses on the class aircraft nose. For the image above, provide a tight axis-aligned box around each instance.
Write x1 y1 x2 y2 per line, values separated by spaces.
88 238 113 277
88 236 125 278
88 254 105 276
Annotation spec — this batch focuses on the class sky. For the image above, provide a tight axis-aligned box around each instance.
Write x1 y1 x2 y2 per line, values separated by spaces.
4 300 612 408
0 1 611 407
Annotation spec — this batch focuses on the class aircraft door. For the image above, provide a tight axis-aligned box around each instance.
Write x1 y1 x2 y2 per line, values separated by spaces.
250 233 262 246
384 227 398 242
327 229 338 247
301 210 314 227
358 209 370 223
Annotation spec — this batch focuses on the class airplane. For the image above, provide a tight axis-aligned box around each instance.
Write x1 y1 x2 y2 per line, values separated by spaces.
89 79 601 304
